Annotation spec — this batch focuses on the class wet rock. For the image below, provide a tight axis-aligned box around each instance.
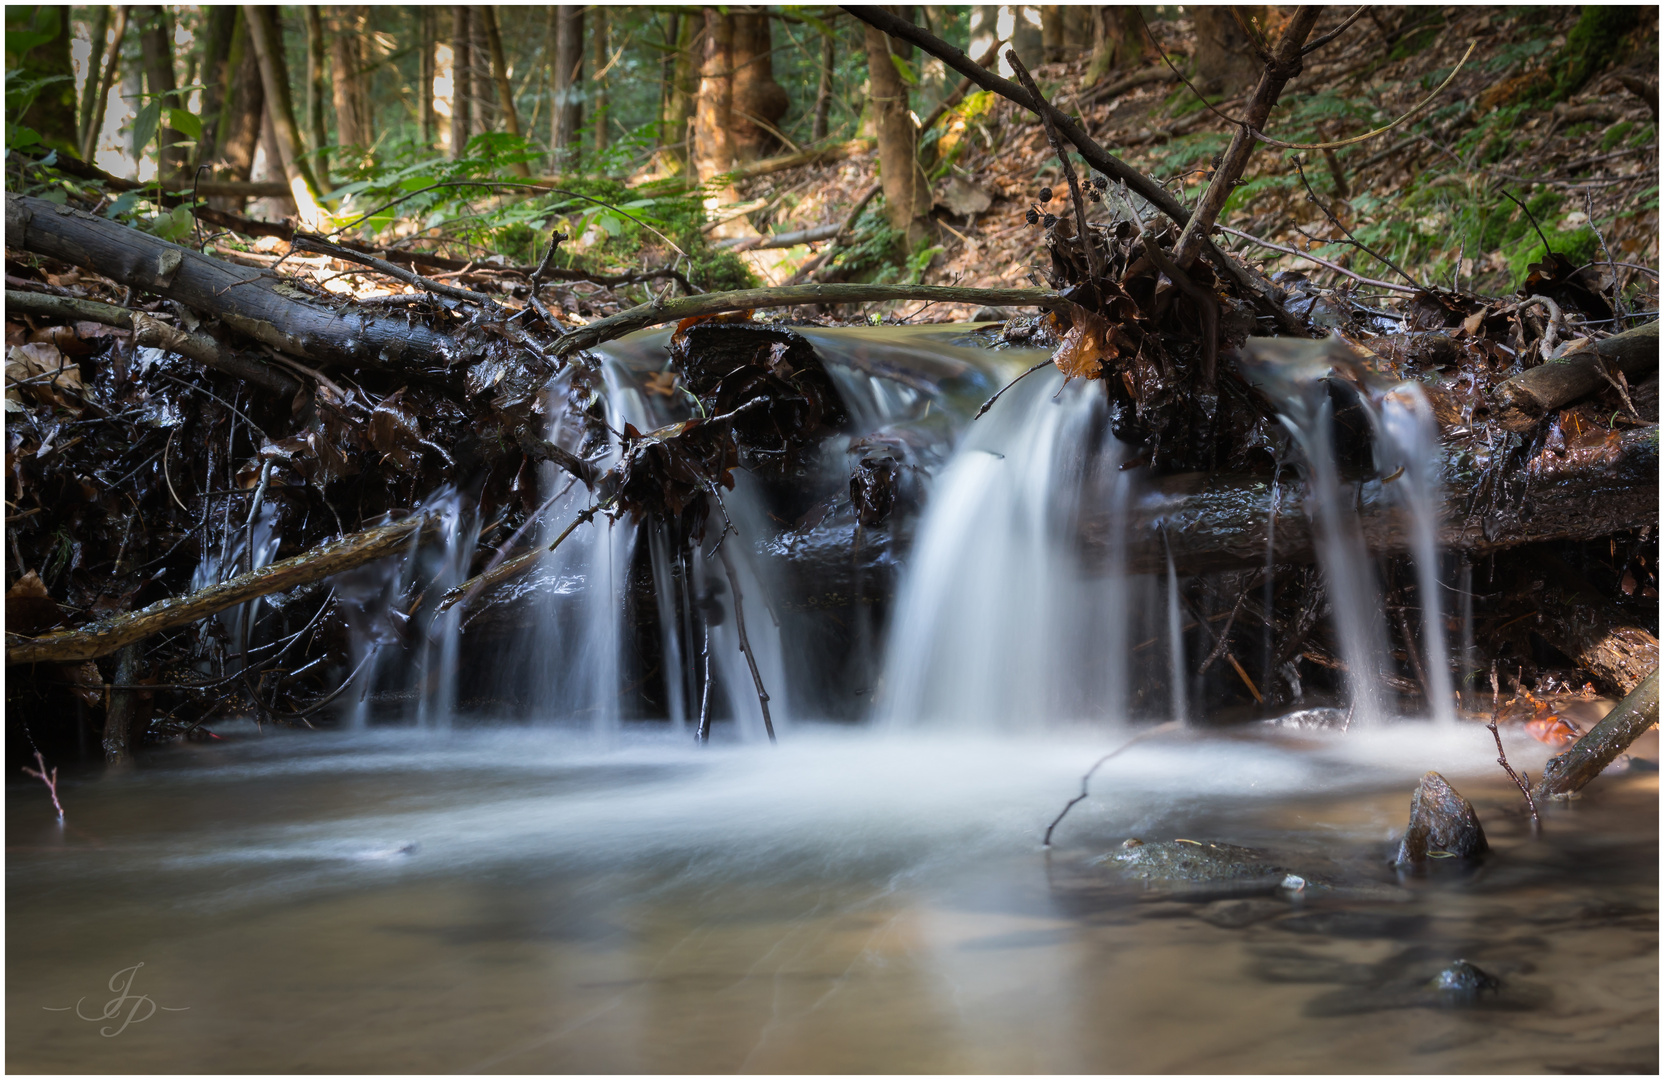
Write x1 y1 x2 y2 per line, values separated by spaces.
1431 959 1501 997
1102 839 1292 884
1393 771 1488 866
1259 707 1350 731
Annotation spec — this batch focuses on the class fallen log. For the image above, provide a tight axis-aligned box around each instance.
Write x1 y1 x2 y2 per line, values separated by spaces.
1523 551 1659 695
716 223 842 251
714 138 873 182
6 193 458 375
5 515 431 666
4 289 301 397
1491 320 1660 431
1532 668 1659 800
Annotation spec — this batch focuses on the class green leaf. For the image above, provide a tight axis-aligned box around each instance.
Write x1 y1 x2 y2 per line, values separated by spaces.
167 108 202 141
890 53 918 86
132 100 162 156
6 122 40 149
599 213 622 238
5 6 61 53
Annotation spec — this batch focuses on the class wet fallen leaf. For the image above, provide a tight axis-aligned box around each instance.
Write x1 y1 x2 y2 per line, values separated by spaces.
1524 714 1583 749
1053 310 1115 380
6 570 64 635
643 371 678 397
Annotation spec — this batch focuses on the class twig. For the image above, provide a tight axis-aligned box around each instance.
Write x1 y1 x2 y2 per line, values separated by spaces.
435 501 605 614
1007 50 1104 285
1042 721 1182 846
696 623 713 744
1215 225 1420 293
289 233 501 307
1293 157 1424 290
21 750 64 822
1496 186 1553 255
1488 662 1540 827
718 533 775 744
1302 7 1368 55
975 358 1052 419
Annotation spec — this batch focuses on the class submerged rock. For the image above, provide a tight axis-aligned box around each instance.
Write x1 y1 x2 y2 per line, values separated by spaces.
1392 771 1488 866
1103 839 1293 884
1431 959 1501 997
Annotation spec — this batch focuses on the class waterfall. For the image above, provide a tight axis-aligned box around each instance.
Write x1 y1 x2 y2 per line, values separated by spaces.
878 366 1134 731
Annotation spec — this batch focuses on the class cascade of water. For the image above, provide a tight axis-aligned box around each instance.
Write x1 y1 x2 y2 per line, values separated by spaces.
1165 546 1189 724
879 367 1131 731
1375 383 1456 722
412 488 479 730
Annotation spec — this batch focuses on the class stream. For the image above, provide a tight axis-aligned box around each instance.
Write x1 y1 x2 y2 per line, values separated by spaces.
6 724 1655 1072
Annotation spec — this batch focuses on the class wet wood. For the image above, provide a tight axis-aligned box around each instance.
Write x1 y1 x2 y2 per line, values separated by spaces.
6 193 459 375
6 516 430 666
1533 668 1659 800
1492 320 1660 431
1523 552 1658 695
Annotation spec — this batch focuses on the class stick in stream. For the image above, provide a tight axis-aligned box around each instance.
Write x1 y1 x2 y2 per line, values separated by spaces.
718 543 776 744
1533 667 1660 801
21 751 64 822
697 624 714 744
1043 721 1182 846
1488 663 1541 827
436 502 605 614
975 358 1053 419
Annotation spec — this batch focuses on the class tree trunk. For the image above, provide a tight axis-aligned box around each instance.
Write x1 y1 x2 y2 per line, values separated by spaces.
5 5 78 155
731 11 789 162
210 8 264 197
661 12 697 174
865 17 934 247
80 4 129 163
1088 7 1154 84
589 6 609 156
551 4 584 169
243 5 325 226
419 7 436 146
467 3 494 137
450 6 473 157
134 5 188 176
1191 6 1265 97
303 6 330 181
813 27 834 143
192 6 235 170
693 8 733 182
77 6 112 157
481 5 530 176
1041 5 1064 62
329 6 372 157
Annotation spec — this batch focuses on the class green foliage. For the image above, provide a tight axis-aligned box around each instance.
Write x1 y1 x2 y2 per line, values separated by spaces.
829 206 906 281
1389 14 1446 61
1505 224 1599 284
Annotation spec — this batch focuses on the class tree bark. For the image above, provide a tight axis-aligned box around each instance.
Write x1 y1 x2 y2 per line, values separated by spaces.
468 2 495 136
329 7 373 157
81 5 129 163
731 11 789 162
551 4 584 169
303 6 331 180
481 5 531 176
134 5 189 176
77 6 112 157
7 517 432 666
8 193 457 374
1041 6 1064 62
419 7 437 146
661 12 697 173
242 5 326 227
694 7 734 190
450 6 473 157
865 16 933 246
1087 7 1153 84
813 26 835 143
1190 6 1266 97
591 5 610 156
192 6 235 170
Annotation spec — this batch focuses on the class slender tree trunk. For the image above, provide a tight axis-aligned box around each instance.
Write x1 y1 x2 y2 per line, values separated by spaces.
551 5 585 169
450 6 473 157
134 5 187 176
192 5 235 169
81 5 129 162
211 8 263 197
813 27 834 143
693 6 733 182
77 6 111 156
865 17 933 246
468 4 494 136
303 7 330 180
661 13 697 173
242 5 325 226
1040 5 1064 62
591 6 610 156
481 6 530 176
419 8 436 147
730 11 789 162
1088 7 1154 85
1191 6 1265 96
329 6 371 156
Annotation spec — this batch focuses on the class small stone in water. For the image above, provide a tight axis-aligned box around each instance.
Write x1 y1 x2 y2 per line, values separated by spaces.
1431 959 1500 996
1281 874 1306 892
1393 771 1488 866
1122 838 1144 849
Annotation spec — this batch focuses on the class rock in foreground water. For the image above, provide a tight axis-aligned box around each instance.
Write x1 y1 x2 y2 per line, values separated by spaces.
1393 771 1488 866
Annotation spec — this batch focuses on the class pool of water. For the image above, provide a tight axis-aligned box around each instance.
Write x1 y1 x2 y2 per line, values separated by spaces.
7 722 1656 1073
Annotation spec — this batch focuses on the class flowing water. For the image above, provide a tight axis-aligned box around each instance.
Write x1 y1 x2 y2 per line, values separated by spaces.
7 326 1656 1072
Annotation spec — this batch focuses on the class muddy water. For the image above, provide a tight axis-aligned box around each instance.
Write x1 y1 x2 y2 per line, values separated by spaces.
7 724 1655 1073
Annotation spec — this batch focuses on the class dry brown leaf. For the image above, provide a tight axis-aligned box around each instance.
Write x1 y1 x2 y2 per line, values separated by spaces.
1052 311 1116 380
